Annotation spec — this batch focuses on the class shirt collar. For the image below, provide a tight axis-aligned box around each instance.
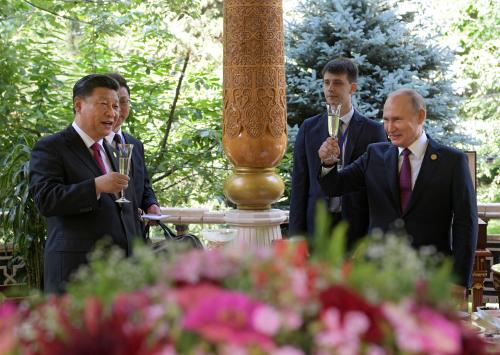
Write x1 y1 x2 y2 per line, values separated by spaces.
398 131 428 158
72 121 103 149
340 106 355 127
105 128 123 145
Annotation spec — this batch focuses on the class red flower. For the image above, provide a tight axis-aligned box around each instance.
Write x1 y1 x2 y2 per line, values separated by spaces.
318 285 386 343
273 239 309 267
460 327 489 355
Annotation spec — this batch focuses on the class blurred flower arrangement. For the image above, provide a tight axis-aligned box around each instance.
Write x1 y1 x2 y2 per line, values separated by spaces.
0 206 493 354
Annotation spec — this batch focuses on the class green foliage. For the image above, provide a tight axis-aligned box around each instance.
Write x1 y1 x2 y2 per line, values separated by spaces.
66 240 162 307
0 0 225 287
310 200 453 303
450 0 499 202
312 201 348 267
0 140 45 288
0 0 225 208
285 0 457 143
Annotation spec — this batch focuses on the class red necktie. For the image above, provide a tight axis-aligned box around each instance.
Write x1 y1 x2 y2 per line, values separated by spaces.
91 143 106 175
399 148 412 213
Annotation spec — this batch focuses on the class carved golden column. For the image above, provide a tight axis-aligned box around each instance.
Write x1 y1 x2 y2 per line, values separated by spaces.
222 0 287 210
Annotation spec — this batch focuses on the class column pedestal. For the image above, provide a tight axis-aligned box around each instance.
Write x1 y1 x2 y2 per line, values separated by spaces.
225 209 287 247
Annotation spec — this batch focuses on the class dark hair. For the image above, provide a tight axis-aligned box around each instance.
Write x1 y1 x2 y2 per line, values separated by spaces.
321 58 358 83
106 72 130 96
72 74 119 114
72 74 119 102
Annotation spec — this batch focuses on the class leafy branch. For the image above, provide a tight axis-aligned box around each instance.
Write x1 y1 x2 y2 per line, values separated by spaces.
152 51 191 173
23 0 90 24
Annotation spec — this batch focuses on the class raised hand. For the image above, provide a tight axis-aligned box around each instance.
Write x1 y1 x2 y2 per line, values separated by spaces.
95 172 129 195
318 136 340 166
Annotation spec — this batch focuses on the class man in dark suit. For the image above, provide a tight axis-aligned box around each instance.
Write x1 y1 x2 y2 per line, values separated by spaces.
105 73 160 219
289 58 386 246
318 88 478 288
29 74 144 294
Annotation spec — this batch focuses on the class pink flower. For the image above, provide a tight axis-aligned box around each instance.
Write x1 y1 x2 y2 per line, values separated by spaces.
253 305 281 336
319 285 386 343
383 301 461 354
182 290 275 350
0 302 18 355
281 309 302 330
315 308 370 354
173 283 221 311
271 345 305 355
167 249 242 285
290 268 309 301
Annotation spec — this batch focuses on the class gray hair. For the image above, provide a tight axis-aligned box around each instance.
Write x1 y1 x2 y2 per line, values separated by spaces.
387 88 426 114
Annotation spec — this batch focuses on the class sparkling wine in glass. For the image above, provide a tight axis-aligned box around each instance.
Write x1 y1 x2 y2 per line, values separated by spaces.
327 104 342 168
115 143 134 204
327 104 342 138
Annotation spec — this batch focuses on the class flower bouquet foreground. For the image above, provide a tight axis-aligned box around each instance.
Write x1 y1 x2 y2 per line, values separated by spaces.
0 209 495 354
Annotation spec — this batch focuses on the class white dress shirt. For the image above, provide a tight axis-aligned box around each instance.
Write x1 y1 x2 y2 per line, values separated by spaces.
72 121 112 174
398 131 428 189
105 129 125 147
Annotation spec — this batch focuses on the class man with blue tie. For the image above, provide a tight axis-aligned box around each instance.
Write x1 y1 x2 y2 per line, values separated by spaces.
29 74 144 293
289 58 386 246
318 88 478 289
105 73 160 220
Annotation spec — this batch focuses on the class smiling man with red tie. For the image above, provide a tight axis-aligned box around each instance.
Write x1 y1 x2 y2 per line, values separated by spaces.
29 74 143 294
318 88 478 290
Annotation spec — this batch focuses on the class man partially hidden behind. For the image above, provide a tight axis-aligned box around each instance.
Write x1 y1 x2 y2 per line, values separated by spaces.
105 73 161 223
29 74 143 294
318 88 477 290
289 58 386 247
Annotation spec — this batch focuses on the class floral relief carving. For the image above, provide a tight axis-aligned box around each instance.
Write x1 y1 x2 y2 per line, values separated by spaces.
223 0 286 139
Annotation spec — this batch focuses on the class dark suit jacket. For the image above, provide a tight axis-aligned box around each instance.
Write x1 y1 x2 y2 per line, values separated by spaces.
289 109 387 244
122 133 158 212
318 138 478 287
29 125 143 293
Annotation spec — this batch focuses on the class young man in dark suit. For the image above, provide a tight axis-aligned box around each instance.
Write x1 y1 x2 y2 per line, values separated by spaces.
289 58 386 247
29 74 144 294
105 73 160 219
318 88 478 289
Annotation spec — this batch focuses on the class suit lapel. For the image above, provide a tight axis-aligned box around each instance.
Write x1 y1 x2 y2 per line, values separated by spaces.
404 138 440 215
63 126 102 177
104 140 118 172
319 112 329 142
343 111 363 164
384 145 400 211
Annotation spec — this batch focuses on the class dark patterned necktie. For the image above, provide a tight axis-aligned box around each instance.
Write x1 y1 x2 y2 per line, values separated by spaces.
113 134 123 146
91 143 106 175
399 148 412 213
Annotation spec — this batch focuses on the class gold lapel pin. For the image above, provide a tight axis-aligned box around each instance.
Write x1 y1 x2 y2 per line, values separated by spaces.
113 151 117 159
430 154 437 161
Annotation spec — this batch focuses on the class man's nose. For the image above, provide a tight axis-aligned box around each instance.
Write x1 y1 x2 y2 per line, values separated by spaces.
385 121 393 132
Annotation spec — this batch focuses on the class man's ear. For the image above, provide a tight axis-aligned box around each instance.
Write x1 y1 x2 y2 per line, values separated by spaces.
350 82 357 94
418 108 426 124
74 97 82 113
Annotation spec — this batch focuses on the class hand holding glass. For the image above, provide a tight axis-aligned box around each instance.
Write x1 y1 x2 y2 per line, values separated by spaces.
327 104 342 167
115 143 134 204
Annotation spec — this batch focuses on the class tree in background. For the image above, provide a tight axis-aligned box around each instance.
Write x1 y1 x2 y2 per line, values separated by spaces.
0 0 226 288
285 0 456 137
450 0 499 202
279 0 459 208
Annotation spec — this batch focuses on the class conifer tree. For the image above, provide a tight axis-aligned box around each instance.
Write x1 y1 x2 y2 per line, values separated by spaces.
285 0 456 141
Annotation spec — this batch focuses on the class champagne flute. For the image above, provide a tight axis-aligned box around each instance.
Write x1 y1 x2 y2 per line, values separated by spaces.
115 143 134 204
327 103 342 168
